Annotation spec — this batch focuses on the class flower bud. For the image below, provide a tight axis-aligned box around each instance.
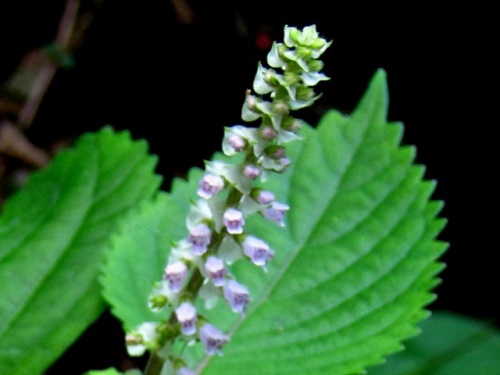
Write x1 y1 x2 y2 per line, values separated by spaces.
228 134 246 152
260 126 278 140
265 145 286 160
253 189 275 205
272 102 288 114
243 164 261 179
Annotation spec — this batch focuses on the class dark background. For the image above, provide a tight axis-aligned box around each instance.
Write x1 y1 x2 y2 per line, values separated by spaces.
0 0 495 373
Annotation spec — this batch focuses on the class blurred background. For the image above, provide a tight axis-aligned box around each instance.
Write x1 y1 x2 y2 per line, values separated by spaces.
0 0 495 373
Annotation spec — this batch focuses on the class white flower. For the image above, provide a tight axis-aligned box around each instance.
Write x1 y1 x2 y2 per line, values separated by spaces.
125 322 159 357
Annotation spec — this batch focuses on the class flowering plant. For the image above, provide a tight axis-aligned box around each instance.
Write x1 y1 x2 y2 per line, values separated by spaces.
1 23 497 375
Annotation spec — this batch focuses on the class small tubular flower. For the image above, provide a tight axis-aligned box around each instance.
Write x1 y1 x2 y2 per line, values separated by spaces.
197 173 224 199
223 208 245 234
164 260 188 292
223 279 250 314
204 256 227 287
242 235 275 271
175 301 198 336
261 201 290 227
188 223 212 255
199 323 230 356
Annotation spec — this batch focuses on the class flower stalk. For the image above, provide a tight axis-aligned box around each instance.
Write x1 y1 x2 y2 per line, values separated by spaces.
125 24 331 375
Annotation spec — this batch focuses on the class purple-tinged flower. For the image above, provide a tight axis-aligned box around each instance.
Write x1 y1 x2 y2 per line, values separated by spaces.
204 256 227 287
242 235 275 271
175 302 198 336
223 279 250 314
243 164 261 179
223 208 245 234
164 260 188 292
262 201 289 227
254 189 275 205
188 223 212 255
199 323 229 356
197 174 224 199
177 368 196 375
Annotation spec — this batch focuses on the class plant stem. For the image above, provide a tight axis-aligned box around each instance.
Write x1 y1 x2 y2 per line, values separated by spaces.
144 351 165 375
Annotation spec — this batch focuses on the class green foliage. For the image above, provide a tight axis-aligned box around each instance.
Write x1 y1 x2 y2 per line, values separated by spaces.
85 369 142 375
84 369 142 375
101 70 448 374
0 127 161 375
368 311 500 375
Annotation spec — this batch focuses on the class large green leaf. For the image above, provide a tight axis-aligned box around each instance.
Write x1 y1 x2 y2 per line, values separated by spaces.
368 311 500 375
0 127 161 375
102 70 448 374
200 69 448 374
101 168 203 330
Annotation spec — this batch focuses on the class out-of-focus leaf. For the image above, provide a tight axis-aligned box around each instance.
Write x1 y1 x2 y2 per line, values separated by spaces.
0 127 161 374
367 311 500 375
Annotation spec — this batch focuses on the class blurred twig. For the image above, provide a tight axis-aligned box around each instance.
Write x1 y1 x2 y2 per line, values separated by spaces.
0 120 49 167
0 0 103 171
169 0 195 24
17 0 81 129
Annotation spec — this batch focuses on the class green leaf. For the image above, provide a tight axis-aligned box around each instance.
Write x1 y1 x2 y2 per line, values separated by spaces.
100 167 200 330
85 368 142 375
367 311 500 375
198 69 448 374
0 127 161 375
103 70 448 374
